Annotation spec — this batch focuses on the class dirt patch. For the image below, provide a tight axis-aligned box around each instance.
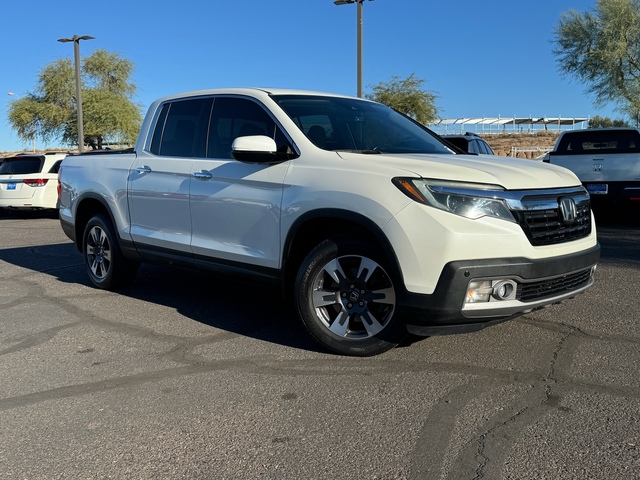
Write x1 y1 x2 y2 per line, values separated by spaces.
481 131 560 158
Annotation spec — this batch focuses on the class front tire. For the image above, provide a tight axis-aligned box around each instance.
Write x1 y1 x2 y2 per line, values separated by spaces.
295 237 405 356
82 214 138 290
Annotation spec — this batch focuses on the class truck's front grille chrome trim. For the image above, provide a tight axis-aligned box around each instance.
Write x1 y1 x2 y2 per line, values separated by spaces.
509 187 593 246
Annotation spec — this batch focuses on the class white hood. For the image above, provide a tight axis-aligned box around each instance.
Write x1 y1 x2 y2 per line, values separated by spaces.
336 152 581 190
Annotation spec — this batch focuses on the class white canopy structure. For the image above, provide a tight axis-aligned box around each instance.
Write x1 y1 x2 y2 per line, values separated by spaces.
430 116 589 135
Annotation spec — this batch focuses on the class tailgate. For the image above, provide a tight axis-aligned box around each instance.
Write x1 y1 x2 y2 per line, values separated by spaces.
548 152 640 182
0 179 35 200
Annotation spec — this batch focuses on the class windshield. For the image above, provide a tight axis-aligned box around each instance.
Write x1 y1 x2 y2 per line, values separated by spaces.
272 95 453 155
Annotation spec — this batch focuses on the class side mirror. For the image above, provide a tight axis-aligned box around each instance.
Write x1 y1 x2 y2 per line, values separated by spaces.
232 135 280 163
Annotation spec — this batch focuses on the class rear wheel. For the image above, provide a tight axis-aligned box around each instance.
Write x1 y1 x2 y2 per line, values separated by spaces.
295 237 405 356
82 214 138 290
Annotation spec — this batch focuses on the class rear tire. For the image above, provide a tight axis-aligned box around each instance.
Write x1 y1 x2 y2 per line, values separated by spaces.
82 214 138 290
295 237 405 356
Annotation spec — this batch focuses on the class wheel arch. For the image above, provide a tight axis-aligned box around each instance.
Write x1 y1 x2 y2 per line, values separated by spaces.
282 209 402 297
73 194 119 253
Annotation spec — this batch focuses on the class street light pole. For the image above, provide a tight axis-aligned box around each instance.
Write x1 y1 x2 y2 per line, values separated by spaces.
334 0 372 98
356 0 363 98
57 35 94 152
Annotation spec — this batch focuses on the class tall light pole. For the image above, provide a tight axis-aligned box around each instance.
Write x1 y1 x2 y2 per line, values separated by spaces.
334 0 373 98
7 92 36 152
57 35 94 152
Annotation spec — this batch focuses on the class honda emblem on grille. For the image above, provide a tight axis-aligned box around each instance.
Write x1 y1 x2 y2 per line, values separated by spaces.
559 197 578 224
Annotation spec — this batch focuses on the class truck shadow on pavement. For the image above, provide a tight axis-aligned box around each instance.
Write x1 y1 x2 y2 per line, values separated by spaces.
0 238 328 354
0 207 59 220
2 206 636 354
591 205 640 267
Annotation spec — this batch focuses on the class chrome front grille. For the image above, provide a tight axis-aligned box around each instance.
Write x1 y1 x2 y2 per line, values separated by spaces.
509 188 592 246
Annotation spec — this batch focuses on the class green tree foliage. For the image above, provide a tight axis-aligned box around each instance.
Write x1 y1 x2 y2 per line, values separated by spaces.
7 49 142 149
553 0 640 115
588 115 629 128
365 74 439 125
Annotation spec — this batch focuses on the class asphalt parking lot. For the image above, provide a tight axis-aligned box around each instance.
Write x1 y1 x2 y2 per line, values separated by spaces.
0 207 638 479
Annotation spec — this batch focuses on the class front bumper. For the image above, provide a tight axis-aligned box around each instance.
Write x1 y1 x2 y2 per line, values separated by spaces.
400 244 600 336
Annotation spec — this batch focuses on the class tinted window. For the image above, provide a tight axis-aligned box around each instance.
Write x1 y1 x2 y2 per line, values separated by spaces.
274 95 452 154
477 139 493 155
482 140 495 155
48 160 63 174
207 97 289 159
554 130 640 155
0 157 44 174
442 137 469 152
150 98 212 157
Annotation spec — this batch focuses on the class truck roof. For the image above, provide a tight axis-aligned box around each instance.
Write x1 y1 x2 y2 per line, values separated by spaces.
152 87 360 105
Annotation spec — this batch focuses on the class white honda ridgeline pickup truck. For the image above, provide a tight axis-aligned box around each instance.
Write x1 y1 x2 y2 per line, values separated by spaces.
59 88 600 356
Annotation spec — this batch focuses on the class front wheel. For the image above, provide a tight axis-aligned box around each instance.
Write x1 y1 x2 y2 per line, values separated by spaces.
295 237 405 356
82 214 138 290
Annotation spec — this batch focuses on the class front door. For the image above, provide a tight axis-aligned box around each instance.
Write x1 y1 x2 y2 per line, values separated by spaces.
189 96 292 270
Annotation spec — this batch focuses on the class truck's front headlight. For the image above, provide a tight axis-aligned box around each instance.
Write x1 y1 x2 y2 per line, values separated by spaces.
393 178 516 222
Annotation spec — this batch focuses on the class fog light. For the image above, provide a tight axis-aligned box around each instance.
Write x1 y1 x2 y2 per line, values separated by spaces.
466 280 492 303
492 280 517 301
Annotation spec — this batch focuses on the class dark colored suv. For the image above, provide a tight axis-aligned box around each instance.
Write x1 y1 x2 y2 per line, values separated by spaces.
441 133 495 155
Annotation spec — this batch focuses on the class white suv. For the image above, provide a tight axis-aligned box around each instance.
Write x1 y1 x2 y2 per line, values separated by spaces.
59 89 600 356
0 152 67 210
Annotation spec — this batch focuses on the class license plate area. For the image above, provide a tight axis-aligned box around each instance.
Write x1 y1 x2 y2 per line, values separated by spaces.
587 183 608 195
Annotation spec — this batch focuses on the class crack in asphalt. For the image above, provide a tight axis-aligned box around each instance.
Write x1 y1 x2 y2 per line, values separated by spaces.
466 321 576 480
408 314 640 480
2 257 640 479
3 284 640 416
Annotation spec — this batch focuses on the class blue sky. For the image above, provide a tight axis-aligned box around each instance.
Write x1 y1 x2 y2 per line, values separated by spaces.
1 0 618 152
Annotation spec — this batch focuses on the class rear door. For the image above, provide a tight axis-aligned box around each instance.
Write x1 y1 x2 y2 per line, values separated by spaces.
128 97 212 257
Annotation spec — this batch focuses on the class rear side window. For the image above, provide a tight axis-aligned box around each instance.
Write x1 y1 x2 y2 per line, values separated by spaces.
478 140 494 155
48 160 63 174
0 156 44 174
149 98 213 157
554 130 640 155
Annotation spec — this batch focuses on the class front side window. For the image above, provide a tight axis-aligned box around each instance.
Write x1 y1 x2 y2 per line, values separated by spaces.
273 95 453 155
207 97 291 159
